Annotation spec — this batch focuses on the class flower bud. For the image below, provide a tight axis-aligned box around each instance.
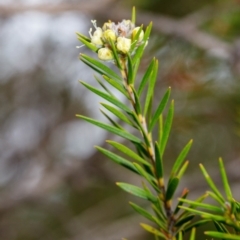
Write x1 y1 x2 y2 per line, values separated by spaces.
103 29 117 42
91 35 103 46
132 27 144 42
98 48 114 60
102 21 115 31
116 37 131 54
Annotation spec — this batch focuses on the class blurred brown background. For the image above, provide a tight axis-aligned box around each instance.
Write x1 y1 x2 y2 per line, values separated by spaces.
0 0 240 239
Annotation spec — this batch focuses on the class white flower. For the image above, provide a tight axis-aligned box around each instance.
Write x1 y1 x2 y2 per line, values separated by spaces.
98 48 114 60
116 37 131 53
89 20 104 46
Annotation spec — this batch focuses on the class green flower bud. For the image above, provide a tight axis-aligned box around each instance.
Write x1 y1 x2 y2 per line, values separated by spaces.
98 48 114 60
116 37 131 54
103 29 117 42
132 27 144 42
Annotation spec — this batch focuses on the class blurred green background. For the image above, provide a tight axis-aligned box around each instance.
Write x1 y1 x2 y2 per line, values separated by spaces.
0 0 240 239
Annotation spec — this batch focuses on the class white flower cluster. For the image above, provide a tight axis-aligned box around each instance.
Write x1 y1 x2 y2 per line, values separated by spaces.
89 20 144 61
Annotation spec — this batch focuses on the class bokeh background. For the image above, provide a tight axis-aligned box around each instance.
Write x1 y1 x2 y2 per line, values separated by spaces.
0 0 240 239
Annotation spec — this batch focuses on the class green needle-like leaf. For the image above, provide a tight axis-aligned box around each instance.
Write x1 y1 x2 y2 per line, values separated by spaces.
171 139 193 176
101 103 134 127
140 223 165 238
116 182 157 202
130 202 161 226
205 231 240 239
77 115 142 144
132 87 142 115
174 188 189 215
109 38 122 69
160 100 174 156
127 53 134 85
149 87 171 131
219 157 232 200
180 207 226 222
144 59 158 116
190 228 196 240
132 6 136 24
175 214 194 227
178 199 223 214
166 177 179 201
137 58 155 96
199 164 225 204
132 22 152 65
154 141 163 180
95 76 114 97
130 25 143 54
80 81 132 113
80 53 122 82
77 36 98 52
96 146 139 174
100 109 123 129
102 75 128 97
133 163 158 191
107 140 151 167
177 161 189 179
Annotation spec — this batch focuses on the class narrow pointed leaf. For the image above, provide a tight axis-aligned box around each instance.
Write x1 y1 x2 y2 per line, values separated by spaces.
100 110 123 129
171 139 193 176
140 223 165 238
77 36 98 52
219 158 232 199
144 59 158 115
160 100 174 156
131 6 136 24
130 25 143 53
149 87 171 131
132 58 140 84
96 146 138 174
174 188 189 214
178 199 223 213
102 75 128 97
184 219 210 232
137 58 155 96
205 231 240 240
80 53 122 81
190 228 196 240
76 32 90 41
214 221 228 233
127 53 134 84
132 22 152 65
177 160 189 179
175 214 194 227
77 115 142 144
130 202 161 225
107 140 151 167
116 182 157 202
166 177 179 201
95 76 114 97
101 103 134 126
133 163 158 192
109 38 122 69
80 81 132 113
155 141 163 179
132 87 142 115
180 207 226 221
199 164 225 203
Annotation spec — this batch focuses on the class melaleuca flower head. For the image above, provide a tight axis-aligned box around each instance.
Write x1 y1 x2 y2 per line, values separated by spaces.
98 47 114 61
89 20 103 46
103 29 117 42
115 19 135 38
117 37 131 54
132 27 144 42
